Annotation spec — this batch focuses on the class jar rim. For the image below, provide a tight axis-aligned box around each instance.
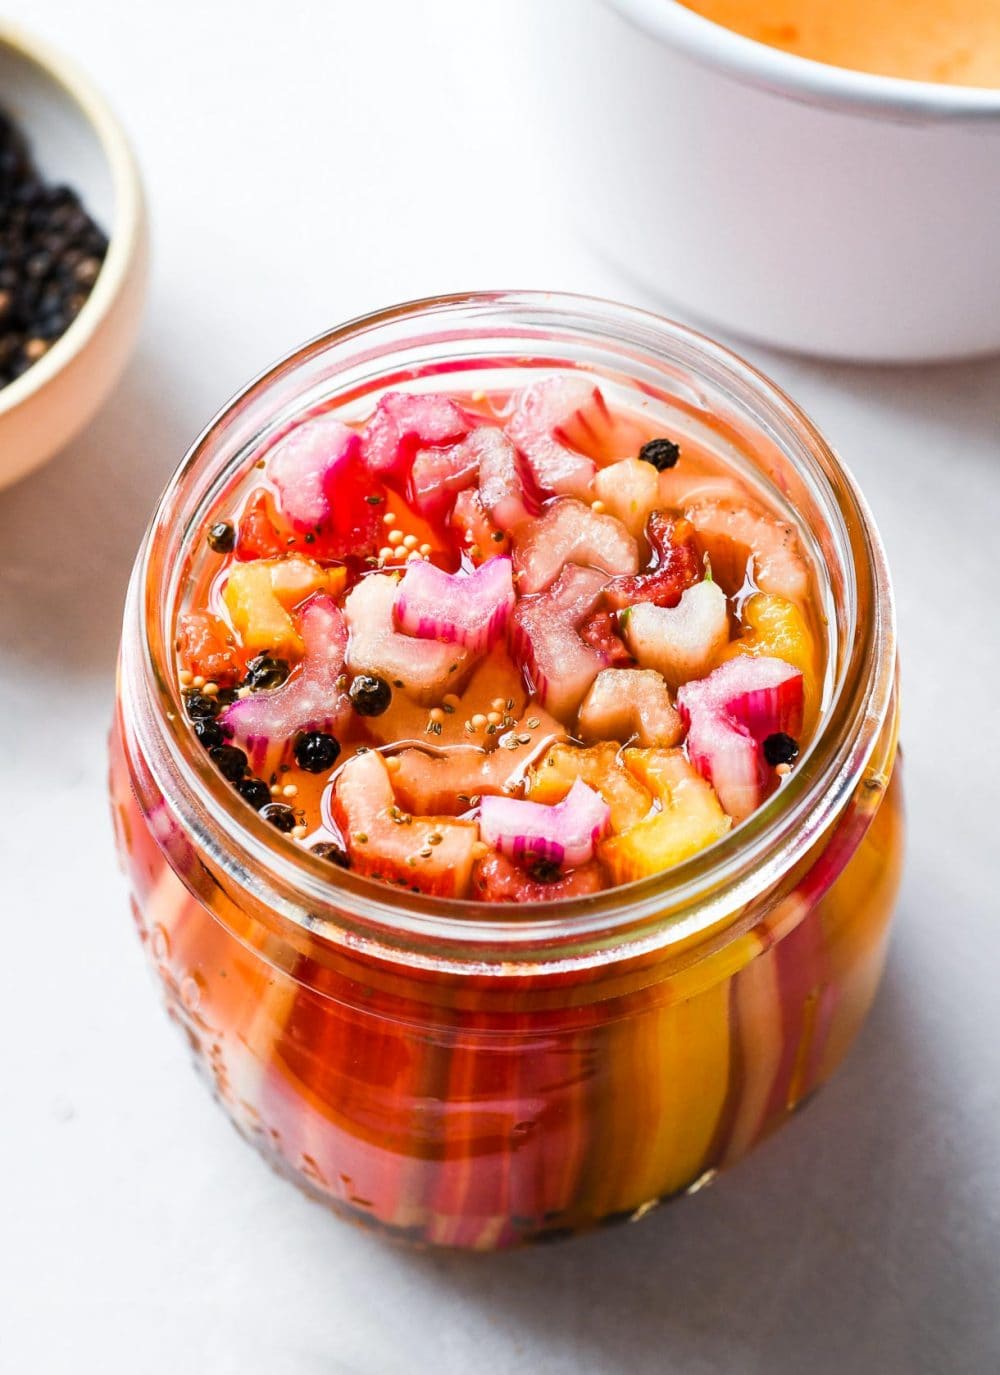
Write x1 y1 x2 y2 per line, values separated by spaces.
121 289 896 971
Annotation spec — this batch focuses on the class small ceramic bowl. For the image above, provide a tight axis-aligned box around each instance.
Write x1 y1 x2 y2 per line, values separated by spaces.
0 22 148 489
529 0 1000 362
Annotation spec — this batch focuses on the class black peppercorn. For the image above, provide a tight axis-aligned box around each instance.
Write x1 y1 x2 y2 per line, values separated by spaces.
25 250 52 280
528 858 563 884
73 256 101 286
209 743 249 782
37 311 67 340
0 105 109 390
261 802 297 833
236 777 272 810
192 718 226 750
244 655 290 691
638 437 682 471
763 732 799 766
349 674 392 718
207 520 235 554
293 731 341 773
184 690 220 720
311 841 350 869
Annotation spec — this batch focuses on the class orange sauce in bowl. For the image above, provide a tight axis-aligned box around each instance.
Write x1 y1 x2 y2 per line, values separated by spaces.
677 0 1000 87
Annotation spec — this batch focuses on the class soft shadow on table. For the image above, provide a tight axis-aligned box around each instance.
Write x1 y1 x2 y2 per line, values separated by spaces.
397 914 996 1375
0 345 196 681
772 349 1000 467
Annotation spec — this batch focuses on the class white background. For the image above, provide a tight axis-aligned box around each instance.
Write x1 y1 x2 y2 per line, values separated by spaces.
2 3 999 1372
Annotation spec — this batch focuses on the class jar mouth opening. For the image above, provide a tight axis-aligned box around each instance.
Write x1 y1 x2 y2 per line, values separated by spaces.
124 290 896 966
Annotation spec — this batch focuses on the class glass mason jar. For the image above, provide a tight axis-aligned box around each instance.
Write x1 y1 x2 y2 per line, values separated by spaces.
110 292 903 1250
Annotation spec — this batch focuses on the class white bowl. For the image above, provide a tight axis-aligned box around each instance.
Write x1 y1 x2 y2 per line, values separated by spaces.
0 22 148 489
529 0 1000 361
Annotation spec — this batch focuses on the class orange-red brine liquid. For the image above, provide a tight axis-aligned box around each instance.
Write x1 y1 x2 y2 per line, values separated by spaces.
111 373 902 1247
164 379 828 902
678 0 1000 87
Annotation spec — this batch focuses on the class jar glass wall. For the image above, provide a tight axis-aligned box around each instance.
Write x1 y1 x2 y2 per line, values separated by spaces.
110 292 903 1249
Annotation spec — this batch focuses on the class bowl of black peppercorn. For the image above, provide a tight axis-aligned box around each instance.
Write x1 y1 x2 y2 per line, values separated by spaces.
0 22 147 489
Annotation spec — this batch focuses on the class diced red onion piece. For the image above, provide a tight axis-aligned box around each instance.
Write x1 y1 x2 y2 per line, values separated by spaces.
677 656 804 820
506 377 598 498
681 709 764 825
393 556 514 656
479 778 610 869
266 415 382 559
362 391 471 487
476 426 538 531
410 437 481 521
268 415 357 529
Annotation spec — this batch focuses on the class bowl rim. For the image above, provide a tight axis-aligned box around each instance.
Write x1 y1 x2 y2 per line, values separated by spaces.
606 0 1000 122
0 20 145 421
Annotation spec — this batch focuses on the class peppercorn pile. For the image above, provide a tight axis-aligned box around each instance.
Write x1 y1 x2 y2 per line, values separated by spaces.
0 108 108 389
179 638 390 844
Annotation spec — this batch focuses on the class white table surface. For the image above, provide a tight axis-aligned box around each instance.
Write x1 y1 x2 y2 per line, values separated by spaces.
2 3 998 1372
